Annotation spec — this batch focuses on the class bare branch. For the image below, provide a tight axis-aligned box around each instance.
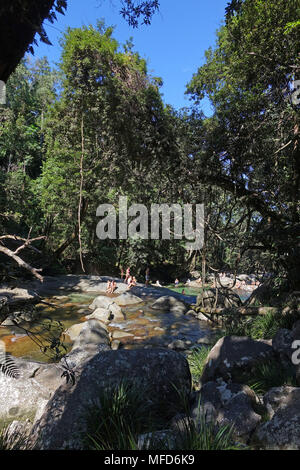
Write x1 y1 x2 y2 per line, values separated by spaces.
0 234 45 281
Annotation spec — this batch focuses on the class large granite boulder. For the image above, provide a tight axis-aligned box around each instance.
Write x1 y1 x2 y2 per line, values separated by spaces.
201 336 274 383
151 296 188 315
272 328 294 363
89 296 116 310
64 319 111 368
64 322 85 341
272 326 300 380
85 305 124 324
27 348 192 449
191 380 261 443
253 386 300 449
0 358 64 425
113 293 143 306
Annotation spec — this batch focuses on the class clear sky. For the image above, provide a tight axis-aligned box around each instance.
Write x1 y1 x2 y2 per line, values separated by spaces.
30 0 229 114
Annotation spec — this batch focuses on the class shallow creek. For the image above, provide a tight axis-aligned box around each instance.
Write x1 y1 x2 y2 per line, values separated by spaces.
0 291 216 363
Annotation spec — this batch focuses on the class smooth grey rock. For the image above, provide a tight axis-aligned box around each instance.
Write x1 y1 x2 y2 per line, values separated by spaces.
85 307 110 324
111 340 120 350
151 296 187 314
113 293 143 306
64 320 111 368
201 336 274 383
89 296 116 310
0 359 64 424
108 303 124 320
64 322 85 340
86 304 124 323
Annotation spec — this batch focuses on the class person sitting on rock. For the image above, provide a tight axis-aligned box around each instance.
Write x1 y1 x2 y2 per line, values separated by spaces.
111 281 117 293
106 280 112 293
127 276 136 289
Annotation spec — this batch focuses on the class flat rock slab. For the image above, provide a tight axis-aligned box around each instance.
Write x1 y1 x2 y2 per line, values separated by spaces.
111 330 135 340
0 288 40 324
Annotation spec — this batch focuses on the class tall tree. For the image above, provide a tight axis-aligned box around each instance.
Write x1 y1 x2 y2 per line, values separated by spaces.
186 0 300 294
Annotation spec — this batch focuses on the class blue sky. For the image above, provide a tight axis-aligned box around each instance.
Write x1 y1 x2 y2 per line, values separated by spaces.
30 0 229 114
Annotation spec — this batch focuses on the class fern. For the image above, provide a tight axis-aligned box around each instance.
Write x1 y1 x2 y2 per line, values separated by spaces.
0 341 20 379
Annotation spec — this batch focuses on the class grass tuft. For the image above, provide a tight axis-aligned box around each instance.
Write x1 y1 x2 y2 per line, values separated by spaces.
186 346 211 387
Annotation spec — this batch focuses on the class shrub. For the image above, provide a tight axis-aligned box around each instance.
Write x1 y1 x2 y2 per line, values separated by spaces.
222 310 299 340
173 399 245 451
244 358 298 395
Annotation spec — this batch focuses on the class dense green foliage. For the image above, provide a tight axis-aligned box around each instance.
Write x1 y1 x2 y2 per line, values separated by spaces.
0 0 299 294
186 0 300 291
245 358 298 395
222 309 299 339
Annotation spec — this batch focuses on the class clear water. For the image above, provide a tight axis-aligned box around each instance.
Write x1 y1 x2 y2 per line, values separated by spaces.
0 292 215 363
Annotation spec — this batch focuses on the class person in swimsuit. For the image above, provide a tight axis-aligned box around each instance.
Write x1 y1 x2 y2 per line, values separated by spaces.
145 267 150 286
125 267 130 283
